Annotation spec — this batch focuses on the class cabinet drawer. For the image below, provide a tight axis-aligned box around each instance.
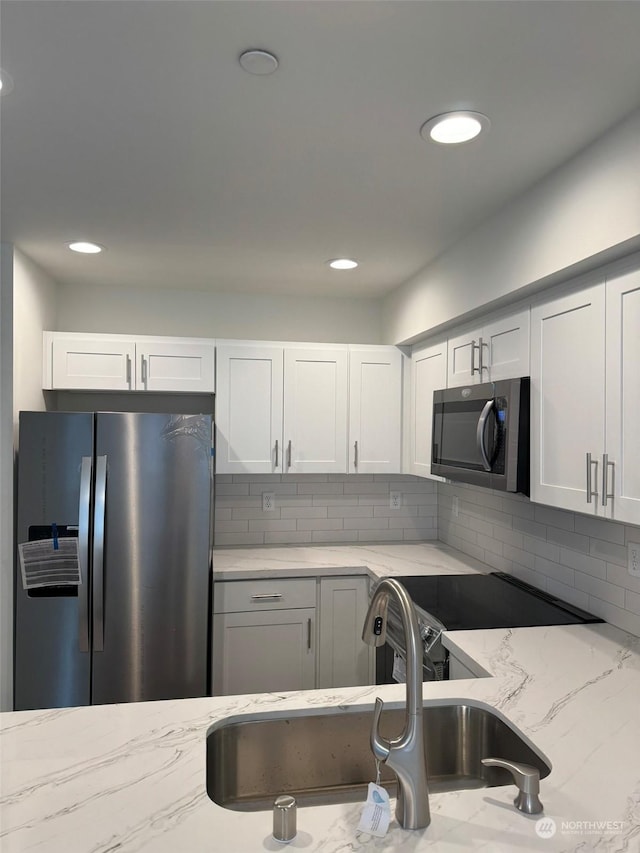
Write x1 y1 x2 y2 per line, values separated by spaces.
214 578 316 613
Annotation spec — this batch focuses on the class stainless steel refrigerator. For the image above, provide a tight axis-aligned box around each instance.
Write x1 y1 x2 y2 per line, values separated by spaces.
15 411 213 711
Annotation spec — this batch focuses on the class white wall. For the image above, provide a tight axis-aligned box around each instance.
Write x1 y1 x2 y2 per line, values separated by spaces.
13 249 59 432
56 283 383 345
0 243 15 710
384 108 640 345
1 249 59 711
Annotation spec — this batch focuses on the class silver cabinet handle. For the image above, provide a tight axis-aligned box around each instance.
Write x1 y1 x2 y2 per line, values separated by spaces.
287 440 292 469
92 455 107 653
274 439 279 469
354 440 358 469
141 355 148 385
478 336 486 373
481 758 543 814
586 453 599 503
307 618 312 650
250 593 283 601
476 399 494 472
602 454 615 507
470 339 481 375
78 457 92 653
126 354 132 386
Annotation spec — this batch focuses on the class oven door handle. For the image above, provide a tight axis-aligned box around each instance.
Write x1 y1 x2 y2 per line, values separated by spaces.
476 399 495 472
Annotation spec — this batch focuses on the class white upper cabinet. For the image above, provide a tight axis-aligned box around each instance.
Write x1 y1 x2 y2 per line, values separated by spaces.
447 308 530 386
348 346 402 474
215 342 349 475
44 332 215 393
284 346 348 474
531 267 640 524
215 344 284 474
410 341 447 480
604 268 640 524
136 339 215 393
530 283 606 513
48 334 136 391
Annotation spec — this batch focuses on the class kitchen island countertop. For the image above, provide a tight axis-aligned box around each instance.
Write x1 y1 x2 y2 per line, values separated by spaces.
2 543 640 852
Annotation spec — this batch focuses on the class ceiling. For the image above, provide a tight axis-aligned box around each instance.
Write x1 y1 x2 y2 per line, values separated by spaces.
2 1 640 299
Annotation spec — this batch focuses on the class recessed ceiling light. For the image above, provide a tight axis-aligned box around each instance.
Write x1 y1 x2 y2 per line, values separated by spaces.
0 69 14 95
328 258 358 270
68 241 104 254
420 111 490 145
239 49 279 76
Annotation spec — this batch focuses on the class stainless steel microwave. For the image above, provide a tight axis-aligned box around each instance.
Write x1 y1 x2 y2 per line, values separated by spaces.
431 377 530 494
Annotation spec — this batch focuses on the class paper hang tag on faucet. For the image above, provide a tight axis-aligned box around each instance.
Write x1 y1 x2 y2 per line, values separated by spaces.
357 782 391 838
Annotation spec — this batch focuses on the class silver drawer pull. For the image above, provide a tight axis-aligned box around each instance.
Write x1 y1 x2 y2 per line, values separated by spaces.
250 593 283 601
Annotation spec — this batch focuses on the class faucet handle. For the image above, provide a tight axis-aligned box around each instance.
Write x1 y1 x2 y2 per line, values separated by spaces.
370 697 391 763
481 757 543 814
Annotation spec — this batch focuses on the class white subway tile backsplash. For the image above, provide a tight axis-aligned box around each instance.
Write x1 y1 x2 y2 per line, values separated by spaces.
523 535 560 562
358 529 404 542
437 481 640 638
574 514 626 545
513 516 547 538
281 506 328 519
249 519 297 533
534 556 574 587
545 579 590 610
589 538 628 567
574 572 626 608
626 589 640 617
296 518 344 531
265 531 313 545
546 527 590 553
559 547 606 580
533 506 575 531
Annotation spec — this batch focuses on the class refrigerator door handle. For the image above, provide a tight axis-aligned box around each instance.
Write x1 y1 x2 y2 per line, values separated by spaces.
92 455 108 652
78 456 93 653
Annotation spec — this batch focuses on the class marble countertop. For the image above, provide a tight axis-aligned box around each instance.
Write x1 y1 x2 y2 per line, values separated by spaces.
212 542 491 580
2 544 640 853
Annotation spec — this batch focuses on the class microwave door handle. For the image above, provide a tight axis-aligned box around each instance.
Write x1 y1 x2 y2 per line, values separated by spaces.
476 399 495 472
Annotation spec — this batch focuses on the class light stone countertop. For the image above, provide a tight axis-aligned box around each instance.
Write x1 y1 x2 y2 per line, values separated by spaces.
212 542 491 580
2 544 640 853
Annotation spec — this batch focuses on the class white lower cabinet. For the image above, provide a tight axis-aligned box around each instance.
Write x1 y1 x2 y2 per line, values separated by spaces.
212 578 316 696
213 608 316 695
317 576 372 688
212 575 372 696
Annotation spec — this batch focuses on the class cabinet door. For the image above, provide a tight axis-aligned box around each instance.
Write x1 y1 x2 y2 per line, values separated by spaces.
348 347 402 474
212 608 316 696
447 327 483 387
605 268 640 524
318 577 372 688
137 340 215 393
530 283 606 512
483 308 530 381
215 345 284 474
50 335 135 390
283 347 348 473
410 341 447 479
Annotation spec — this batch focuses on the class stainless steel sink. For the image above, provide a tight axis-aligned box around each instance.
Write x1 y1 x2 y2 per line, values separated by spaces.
206 701 551 811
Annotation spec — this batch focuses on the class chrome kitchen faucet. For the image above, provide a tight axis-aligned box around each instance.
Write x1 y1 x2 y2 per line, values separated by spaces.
362 578 431 830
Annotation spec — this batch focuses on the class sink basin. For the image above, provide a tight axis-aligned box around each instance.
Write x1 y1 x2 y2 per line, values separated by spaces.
207 701 551 811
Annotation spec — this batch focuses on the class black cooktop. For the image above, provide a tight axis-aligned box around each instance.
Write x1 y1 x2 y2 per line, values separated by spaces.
393 572 603 630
